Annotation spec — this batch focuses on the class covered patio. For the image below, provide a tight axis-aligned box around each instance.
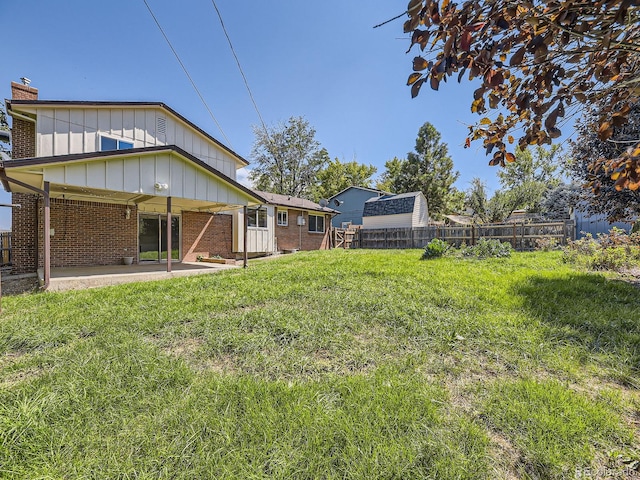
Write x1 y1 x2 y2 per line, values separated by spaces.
40 260 239 292
1 145 264 289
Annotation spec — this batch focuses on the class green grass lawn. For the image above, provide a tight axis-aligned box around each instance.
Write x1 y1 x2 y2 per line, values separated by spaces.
1 250 638 479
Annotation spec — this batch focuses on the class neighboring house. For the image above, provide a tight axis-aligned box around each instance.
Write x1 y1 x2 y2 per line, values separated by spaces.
2 81 266 283
573 209 635 238
362 192 429 229
233 190 337 254
328 186 387 228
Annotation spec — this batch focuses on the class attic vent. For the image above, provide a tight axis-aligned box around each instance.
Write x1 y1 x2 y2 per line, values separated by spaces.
156 117 166 136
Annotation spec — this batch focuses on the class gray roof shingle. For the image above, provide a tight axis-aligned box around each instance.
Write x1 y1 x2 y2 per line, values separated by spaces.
362 192 420 217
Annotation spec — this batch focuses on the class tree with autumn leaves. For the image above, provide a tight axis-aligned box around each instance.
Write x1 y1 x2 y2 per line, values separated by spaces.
402 0 640 191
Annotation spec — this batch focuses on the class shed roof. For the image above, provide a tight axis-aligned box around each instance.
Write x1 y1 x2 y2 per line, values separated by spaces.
362 192 421 217
444 214 474 225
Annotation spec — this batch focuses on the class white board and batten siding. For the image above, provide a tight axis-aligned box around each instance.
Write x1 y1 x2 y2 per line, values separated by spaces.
233 206 276 253
42 153 246 206
35 107 240 179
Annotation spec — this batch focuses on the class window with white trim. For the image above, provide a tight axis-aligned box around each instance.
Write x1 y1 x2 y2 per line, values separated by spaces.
277 210 288 226
100 136 133 151
247 207 268 228
308 214 325 233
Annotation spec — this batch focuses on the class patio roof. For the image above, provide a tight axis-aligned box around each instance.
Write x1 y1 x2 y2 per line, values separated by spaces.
0 145 265 212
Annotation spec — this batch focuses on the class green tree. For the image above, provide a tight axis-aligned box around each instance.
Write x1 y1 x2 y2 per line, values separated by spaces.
249 116 329 199
496 146 563 213
568 99 640 221
313 158 377 201
466 177 489 222
381 122 460 218
0 102 9 155
375 157 403 192
465 178 518 223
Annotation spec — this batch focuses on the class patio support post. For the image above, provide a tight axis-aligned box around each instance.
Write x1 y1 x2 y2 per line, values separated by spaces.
43 181 51 289
167 196 172 273
243 206 248 268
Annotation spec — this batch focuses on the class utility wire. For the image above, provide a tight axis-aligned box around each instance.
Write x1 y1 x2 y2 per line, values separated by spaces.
210 0 269 136
142 0 232 146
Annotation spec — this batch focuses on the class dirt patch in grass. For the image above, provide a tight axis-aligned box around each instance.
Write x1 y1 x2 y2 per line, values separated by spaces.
197 355 238 374
1 366 46 388
0 350 28 367
163 337 205 358
1 274 39 296
487 430 521 480
160 337 239 374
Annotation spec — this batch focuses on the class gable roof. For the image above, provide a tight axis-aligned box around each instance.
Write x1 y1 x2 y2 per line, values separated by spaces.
6 99 250 166
253 190 339 214
362 192 422 217
328 185 389 200
0 145 265 204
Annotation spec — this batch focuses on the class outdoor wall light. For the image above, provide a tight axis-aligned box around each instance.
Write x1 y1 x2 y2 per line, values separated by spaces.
154 182 169 191
125 207 131 220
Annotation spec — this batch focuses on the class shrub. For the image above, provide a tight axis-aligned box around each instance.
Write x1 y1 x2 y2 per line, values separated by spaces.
461 238 512 258
535 236 560 251
562 228 640 271
421 238 451 259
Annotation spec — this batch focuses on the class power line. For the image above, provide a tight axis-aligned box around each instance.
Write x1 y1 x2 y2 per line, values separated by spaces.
209 0 269 136
142 0 232 146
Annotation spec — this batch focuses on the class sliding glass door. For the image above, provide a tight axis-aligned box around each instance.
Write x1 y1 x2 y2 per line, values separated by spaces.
139 214 180 262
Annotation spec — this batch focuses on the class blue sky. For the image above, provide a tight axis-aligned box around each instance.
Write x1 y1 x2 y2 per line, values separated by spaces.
0 0 562 229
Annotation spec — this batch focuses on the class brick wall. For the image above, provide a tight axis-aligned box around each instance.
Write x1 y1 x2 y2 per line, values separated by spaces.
11 118 36 159
275 209 331 251
34 199 138 269
11 193 39 273
182 211 234 261
10 81 38 159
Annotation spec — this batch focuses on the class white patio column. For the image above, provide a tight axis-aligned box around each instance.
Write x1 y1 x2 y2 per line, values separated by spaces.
167 196 172 273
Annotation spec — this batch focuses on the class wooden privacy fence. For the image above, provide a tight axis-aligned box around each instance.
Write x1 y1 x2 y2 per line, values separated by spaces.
0 232 11 266
349 221 574 251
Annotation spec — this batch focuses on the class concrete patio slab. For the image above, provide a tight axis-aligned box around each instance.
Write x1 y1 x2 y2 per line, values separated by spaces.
38 261 240 292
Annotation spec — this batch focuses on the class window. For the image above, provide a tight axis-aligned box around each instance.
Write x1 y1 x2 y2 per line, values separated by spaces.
308 214 325 233
100 136 133 151
277 210 288 226
247 207 267 228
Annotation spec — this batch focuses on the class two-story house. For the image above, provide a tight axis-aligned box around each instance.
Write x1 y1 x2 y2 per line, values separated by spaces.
2 81 266 287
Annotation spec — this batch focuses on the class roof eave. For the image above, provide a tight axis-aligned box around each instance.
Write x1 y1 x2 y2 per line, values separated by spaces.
2 145 265 204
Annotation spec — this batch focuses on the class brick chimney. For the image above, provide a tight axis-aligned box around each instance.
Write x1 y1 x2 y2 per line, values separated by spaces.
10 80 38 159
11 80 38 101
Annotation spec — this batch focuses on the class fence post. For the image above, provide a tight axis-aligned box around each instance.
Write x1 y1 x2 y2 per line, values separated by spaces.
512 224 517 249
